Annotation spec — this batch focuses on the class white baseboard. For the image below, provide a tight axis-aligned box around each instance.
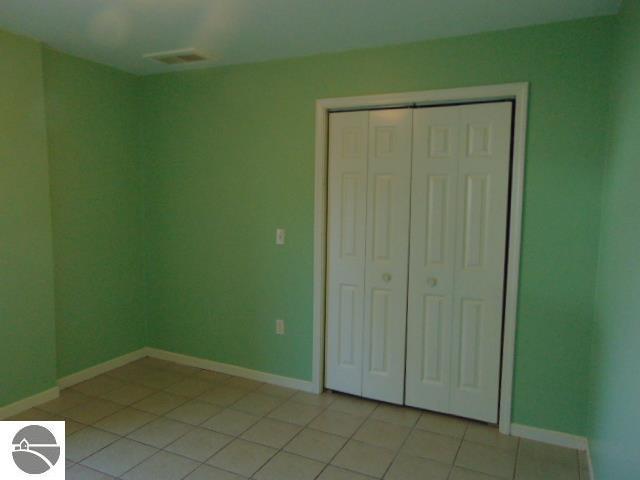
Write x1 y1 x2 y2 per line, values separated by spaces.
57 348 148 389
145 348 316 393
0 387 60 420
511 423 588 450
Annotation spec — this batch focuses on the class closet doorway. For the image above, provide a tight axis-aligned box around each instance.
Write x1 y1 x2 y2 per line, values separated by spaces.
312 84 529 433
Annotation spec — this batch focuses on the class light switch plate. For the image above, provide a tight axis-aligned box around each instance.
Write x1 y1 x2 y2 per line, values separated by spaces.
276 228 286 245
276 319 285 335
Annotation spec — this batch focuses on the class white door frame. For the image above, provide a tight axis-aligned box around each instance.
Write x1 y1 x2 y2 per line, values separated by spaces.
312 82 529 434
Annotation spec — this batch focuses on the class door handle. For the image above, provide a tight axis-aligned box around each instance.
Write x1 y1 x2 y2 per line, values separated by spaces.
382 273 392 283
427 277 438 287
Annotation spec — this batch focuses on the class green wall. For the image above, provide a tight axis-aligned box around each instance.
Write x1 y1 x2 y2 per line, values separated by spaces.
139 17 614 435
43 48 147 378
588 0 640 478
0 30 57 405
0 13 628 447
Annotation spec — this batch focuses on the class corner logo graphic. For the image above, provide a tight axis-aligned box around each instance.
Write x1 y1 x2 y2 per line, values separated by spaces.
11 425 60 474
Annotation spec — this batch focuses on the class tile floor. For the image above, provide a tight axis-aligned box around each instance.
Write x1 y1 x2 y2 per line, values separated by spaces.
8 357 590 480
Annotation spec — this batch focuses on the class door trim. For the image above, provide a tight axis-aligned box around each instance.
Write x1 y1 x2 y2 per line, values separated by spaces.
312 83 529 434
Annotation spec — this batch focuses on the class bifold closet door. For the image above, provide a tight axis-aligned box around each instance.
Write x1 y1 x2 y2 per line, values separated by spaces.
405 102 512 423
325 109 412 404
325 111 369 396
362 109 412 404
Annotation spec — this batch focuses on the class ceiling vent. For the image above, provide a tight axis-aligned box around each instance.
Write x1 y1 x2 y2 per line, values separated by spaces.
144 48 210 65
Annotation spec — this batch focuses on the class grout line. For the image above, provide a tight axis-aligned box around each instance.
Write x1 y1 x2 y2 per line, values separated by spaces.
310 395 379 480
379 417 415 479
512 433 522 480
445 424 468 480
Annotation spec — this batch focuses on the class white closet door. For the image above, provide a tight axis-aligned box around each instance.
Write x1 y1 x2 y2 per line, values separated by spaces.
362 109 412 404
405 106 460 413
450 102 511 422
325 111 369 396
406 102 512 422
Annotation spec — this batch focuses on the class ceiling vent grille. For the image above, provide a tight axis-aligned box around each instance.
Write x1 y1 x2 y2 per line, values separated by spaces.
144 48 209 65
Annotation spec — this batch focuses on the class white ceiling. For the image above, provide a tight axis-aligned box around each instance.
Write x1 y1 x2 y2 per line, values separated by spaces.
0 0 621 75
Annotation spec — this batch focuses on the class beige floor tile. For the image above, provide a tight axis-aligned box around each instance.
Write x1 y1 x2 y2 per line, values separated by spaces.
284 428 347 462
165 399 222 425
63 399 124 424
385 454 451 480
318 465 376 480
81 438 157 477
166 427 234 461
401 429 461 464
53 361 586 480
416 412 469 438
519 439 578 465
122 451 199 480
137 369 185 389
202 408 260 436
184 464 246 480
107 364 157 383
319 465 377 479
132 391 189 415
256 383 298 399
40 389 91 413
127 417 193 448
232 392 284 416
72 375 126 396
291 390 337 407
164 378 215 397
455 441 516 479
98 383 156 406
136 357 172 369
197 386 248 407
254 451 325 480
207 439 277 477
353 418 411 450
328 395 378 417
66 464 117 479
8 408 63 421
268 400 324 425
195 370 232 384
309 410 366 437
67 427 119 462
241 417 301 448
94 407 157 435
371 404 421 427
165 364 204 376
331 439 395 478
450 467 503 480
516 439 579 480
464 423 519 452
225 376 264 391
64 419 86 436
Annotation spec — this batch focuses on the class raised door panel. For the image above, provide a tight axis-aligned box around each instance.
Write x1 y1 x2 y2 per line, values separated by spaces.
405 107 459 412
450 102 512 422
362 109 412 404
325 111 368 396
